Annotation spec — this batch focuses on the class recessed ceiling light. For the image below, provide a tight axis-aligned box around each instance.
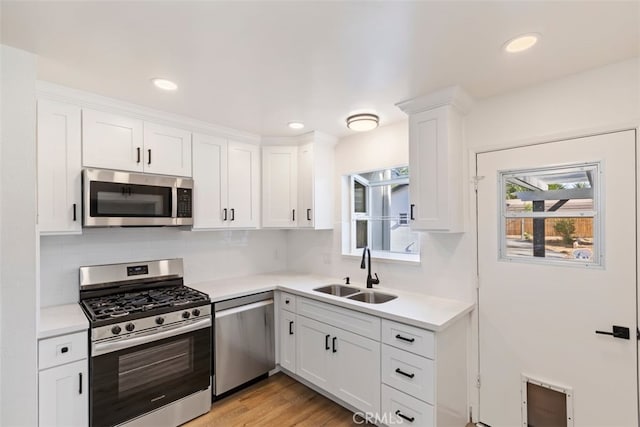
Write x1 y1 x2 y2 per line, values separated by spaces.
151 78 178 91
288 121 305 130
346 113 379 132
504 33 540 53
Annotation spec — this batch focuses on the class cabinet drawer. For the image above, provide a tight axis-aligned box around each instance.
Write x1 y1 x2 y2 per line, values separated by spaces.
297 297 380 340
279 292 297 312
381 319 434 359
381 384 434 427
39 331 88 370
382 344 434 404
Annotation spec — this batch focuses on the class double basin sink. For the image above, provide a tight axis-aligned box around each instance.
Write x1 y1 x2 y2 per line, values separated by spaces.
313 284 397 304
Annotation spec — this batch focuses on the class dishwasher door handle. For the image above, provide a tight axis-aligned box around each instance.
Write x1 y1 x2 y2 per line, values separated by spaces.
215 299 274 318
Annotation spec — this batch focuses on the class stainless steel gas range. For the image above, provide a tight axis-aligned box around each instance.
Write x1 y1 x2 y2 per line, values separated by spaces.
79 259 211 427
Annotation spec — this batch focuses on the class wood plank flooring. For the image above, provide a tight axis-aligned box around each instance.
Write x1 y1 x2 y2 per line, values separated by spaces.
184 372 475 426
184 373 367 427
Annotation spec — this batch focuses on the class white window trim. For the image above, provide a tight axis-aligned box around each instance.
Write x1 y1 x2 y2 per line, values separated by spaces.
498 162 603 268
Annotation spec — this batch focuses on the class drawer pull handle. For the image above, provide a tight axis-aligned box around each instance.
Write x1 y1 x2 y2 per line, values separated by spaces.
395 410 415 423
325 334 330 350
60 346 69 354
223 208 227 221
78 372 82 395
289 321 294 335
395 334 415 343
395 368 415 379
332 336 337 353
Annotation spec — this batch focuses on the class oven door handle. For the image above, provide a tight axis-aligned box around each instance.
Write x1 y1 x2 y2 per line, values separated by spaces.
92 317 211 357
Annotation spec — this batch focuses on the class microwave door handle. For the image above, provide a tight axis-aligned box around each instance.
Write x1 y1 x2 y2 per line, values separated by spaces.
171 187 177 220
92 317 211 356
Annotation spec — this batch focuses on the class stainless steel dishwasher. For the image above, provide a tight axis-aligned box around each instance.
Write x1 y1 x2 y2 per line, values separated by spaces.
213 291 275 396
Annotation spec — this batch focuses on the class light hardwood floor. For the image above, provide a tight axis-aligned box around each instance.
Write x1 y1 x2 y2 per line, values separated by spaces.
184 373 369 427
184 372 475 426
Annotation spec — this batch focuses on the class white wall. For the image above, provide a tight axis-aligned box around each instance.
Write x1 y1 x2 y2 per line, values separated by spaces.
1 45 38 427
466 57 640 150
286 121 477 303
40 228 288 306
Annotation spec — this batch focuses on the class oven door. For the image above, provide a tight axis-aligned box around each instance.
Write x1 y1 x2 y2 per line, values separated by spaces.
90 318 211 427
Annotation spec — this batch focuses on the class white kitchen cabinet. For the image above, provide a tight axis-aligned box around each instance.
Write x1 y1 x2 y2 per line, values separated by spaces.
262 132 335 229
83 109 192 177
192 133 259 229
39 360 88 427
37 99 82 234
143 122 192 177
279 310 297 373
297 140 334 229
397 86 472 232
296 315 333 390
262 145 298 227
227 141 260 228
38 331 88 427
82 108 144 173
295 297 381 416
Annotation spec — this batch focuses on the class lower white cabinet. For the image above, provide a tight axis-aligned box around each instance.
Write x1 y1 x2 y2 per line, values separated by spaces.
279 309 297 372
296 315 381 415
276 292 467 426
39 360 88 427
38 331 88 427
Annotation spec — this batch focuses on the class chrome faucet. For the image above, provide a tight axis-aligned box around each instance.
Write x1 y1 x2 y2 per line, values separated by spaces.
360 247 380 289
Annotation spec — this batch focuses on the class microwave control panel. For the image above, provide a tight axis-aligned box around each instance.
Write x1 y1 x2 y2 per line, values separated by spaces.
177 188 193 218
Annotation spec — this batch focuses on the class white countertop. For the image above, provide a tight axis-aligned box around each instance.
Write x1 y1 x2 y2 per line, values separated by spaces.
39 303 89 339
190 273 474 332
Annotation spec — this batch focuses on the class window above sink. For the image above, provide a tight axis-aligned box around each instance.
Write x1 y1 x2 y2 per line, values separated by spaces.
342 166 421 263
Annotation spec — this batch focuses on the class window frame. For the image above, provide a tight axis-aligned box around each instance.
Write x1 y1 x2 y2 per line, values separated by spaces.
344 167 420 263
498 162 603 268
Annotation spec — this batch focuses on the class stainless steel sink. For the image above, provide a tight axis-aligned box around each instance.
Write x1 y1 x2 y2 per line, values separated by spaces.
313 284 360 297
347 291 397 304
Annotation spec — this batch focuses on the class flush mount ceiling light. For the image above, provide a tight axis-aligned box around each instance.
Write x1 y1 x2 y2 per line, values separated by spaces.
151 78 178 91
288 121 305 130
504 33 540 53
346 113 379 132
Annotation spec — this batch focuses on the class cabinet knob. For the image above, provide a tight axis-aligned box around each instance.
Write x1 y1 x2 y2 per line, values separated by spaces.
60 346 69 354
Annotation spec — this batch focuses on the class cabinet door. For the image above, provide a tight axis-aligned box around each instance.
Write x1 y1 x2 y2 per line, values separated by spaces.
408 106 463 231
192 134 228 229
37 99 82 234
332 327 381 415
143 122 192 177
279 310 297 372
82 109 143 172
39 360 88 427
297 143 314 228
227 141 260 228
262 146 297 227
296 315 332 391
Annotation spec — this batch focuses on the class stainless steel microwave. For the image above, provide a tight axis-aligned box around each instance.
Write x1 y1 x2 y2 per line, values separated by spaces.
82 168 193 227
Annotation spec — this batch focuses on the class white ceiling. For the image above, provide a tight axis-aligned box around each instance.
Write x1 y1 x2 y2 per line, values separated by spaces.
1 1 638 137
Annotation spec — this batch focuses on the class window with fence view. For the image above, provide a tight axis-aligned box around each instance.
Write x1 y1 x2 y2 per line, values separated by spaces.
500 163 600 266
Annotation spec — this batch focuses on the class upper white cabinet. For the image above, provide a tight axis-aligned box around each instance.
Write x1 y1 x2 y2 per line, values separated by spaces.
192 133 259 229
82 109 144 172
37 99 82 234
397 86 472 232
262 132 336 229
143 122 192 177
262 145 298 228
82 109 192 177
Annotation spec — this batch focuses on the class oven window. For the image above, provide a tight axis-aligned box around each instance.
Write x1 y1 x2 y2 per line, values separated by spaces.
90 181 172 217
118 338 193 397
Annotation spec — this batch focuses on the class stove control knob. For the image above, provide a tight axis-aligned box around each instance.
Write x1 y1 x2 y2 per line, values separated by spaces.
111 325 122 335
182 311 191 319
192 309 201 317
125 323 135 332
155 317 165 325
